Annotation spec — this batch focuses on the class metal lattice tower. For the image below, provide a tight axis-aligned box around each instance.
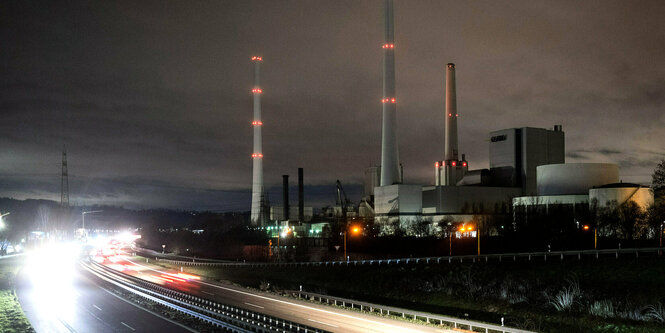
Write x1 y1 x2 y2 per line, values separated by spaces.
61 146 69 207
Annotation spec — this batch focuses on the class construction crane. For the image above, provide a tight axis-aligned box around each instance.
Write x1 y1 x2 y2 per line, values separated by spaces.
335 180 352 228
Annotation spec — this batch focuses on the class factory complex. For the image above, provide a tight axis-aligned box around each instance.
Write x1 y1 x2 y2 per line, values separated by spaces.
365 0 654 234
248 0 654 236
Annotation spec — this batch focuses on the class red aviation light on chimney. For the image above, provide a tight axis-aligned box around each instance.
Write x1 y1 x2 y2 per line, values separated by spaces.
452 161 457 166
462 162 467 167
251 56 263 61
252 88 263 94
448 113 452 117
456 114 459 117
382 43 395 49
251 153 263 158
382 98 396 104
251 121 263 126
435 162 439 168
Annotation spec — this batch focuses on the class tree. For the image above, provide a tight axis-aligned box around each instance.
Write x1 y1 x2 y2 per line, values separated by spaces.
597 201 620 237
617 200 646 240
646 199 665 240
653 160 665 198
37 205 50 231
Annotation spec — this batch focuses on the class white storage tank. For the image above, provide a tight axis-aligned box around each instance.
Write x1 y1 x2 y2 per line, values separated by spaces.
589 183 654 210
537 163 619 195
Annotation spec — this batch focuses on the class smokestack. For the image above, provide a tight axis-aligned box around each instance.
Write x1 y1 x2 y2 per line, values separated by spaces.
444 63 458 161
298 168 304 223
250 56 264 226
380 0 401 186
282 175 289 221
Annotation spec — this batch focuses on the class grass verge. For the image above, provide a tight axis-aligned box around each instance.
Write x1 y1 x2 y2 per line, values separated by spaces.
0 256 34 333
149 256 665 333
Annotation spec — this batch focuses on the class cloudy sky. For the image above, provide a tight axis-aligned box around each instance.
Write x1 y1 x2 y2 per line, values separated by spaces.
1 0 664 211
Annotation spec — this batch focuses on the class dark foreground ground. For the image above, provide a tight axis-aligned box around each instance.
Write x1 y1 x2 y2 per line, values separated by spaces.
155 255 665 332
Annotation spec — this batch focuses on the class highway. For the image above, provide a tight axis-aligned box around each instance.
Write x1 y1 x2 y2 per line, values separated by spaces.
16 257 194 333
109 255 452 333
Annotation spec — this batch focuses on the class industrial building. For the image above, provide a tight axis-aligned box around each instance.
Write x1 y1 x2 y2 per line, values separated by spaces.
513 163 654 214
247 0 654 236
368 1 653 233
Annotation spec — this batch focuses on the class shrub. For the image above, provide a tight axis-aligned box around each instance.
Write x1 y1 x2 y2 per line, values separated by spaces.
645 302 665 323
547 278 581 312
588 300 615 318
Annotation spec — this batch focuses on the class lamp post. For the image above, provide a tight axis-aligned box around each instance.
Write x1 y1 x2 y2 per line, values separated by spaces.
343 225 361 262
82 210 103 229
477 225 480 256
343 231 347 261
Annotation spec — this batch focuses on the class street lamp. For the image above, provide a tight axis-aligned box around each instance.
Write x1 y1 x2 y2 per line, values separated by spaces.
343 225 362 261
162 244 166 254
82 210 103 229
583 225 597 250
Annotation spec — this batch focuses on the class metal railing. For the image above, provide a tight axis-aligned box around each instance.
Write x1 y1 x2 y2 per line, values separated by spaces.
85 261 329 333
150 247 664 268
286 290 534 333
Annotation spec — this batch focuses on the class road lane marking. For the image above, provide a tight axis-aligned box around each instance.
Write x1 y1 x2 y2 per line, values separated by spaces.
93 304 102 311
308 318 339 328
244 302 264 309
81 263 198 333
121 322 136 331
201 290 214 296
123 257 427 333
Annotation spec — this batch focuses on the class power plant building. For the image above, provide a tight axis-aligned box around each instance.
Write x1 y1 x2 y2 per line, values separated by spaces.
489 126 565 194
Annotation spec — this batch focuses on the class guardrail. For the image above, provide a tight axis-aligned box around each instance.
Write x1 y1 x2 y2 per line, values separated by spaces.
85 261 329 333
151 247 664 268
286 290 533 333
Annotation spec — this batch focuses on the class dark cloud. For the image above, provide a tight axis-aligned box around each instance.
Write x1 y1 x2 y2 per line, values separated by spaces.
1 0 664 210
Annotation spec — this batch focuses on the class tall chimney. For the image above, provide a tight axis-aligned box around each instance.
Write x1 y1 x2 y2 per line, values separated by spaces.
380 0 401 186
250 56 264 226
298 168 304 223
444 63 458 161
282 175 289 221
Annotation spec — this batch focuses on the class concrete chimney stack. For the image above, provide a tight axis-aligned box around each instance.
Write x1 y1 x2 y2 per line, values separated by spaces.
282 175 289 221
298 168 304 223
250 56 264 226
380 0 401 186
444 63 458 161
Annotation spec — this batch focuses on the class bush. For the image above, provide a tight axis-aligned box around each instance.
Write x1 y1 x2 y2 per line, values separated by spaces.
645 302 665 323
547 278 581 312
588 300 614 318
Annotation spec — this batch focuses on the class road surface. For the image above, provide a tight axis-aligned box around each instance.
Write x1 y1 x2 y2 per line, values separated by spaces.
110 255 452 333
16 258 194 333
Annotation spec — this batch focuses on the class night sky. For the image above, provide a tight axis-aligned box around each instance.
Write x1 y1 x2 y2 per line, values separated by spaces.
1 0 664 211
